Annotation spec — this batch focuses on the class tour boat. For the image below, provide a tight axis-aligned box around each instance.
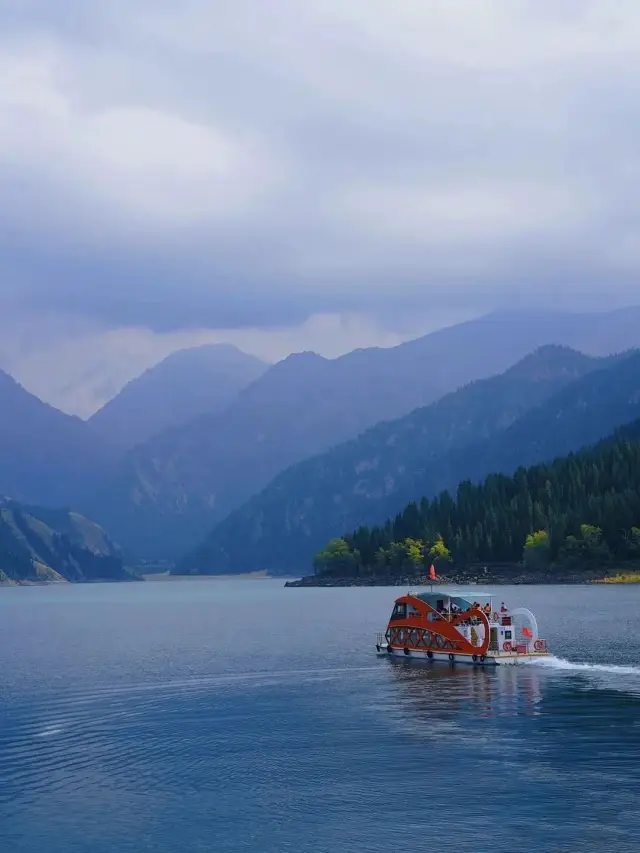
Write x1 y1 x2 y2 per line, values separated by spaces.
376 589 550 666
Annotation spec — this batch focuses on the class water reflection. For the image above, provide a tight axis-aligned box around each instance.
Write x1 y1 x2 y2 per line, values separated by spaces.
381 656 640 776
384 658 544 722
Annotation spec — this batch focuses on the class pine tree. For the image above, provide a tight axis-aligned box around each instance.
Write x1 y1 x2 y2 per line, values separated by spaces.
313 419 640 576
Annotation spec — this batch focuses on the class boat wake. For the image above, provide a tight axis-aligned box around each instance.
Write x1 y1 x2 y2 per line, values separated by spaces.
528 655 640 677
34 726 64 738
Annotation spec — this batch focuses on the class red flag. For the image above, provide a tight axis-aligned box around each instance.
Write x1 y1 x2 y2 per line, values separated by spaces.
522 627 533 639
429 564 437 581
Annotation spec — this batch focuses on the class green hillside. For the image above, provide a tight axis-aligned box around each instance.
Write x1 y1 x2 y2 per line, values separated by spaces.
0 500 135 584
314 419 640 578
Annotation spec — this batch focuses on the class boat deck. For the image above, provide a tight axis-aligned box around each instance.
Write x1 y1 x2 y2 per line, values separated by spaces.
376 641 550 666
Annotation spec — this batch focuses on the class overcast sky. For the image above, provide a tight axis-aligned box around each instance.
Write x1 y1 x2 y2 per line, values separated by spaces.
2 1 640 414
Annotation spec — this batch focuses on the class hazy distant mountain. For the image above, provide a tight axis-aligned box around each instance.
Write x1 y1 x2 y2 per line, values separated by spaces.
88 345 267 450
0 499 131 584
0 370 116 508
461 347 640 481
388 306 640 389
84 345 450 560
87 307 640 561
180 345 611 574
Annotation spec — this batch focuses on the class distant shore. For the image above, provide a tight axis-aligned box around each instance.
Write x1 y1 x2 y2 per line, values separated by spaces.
142 570 270 582
0 570 272 587
595 572 640 584
0 575 141 588
284 567 627 588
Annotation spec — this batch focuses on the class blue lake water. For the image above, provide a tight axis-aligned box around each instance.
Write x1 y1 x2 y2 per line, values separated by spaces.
2 579 640 852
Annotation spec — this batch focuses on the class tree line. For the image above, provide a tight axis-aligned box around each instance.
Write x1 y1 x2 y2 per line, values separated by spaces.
313 420 640 577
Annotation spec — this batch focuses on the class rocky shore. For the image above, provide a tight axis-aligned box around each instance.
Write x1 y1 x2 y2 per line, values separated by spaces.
284 566 615 587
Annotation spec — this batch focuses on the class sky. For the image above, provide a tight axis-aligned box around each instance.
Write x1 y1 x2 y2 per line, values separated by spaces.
2 1 640 415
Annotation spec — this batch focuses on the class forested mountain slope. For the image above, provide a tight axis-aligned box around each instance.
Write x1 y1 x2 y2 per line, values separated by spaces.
316 418 640 576
181 346 628 574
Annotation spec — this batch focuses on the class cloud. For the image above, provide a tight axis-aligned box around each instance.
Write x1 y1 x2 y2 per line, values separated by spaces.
0 46 276 226
1 0 640 338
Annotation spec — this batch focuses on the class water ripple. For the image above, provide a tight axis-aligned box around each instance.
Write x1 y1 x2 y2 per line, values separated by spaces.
2 581 640 852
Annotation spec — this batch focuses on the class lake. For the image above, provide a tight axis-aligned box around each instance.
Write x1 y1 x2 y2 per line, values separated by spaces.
1 580 640 852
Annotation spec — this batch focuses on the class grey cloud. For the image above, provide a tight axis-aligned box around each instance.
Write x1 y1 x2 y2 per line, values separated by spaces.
1 0 640 334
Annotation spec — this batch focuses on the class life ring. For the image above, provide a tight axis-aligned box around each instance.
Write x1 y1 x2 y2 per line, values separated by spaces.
503 641 513 652
534 639 545 652
472 654 478 662
403 647 410 656
448 653 455 662
493 612 500 622
479 655 486 663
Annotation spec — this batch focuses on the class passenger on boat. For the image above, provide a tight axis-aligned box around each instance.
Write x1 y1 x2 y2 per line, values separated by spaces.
483 603 492 616
500 602 508 613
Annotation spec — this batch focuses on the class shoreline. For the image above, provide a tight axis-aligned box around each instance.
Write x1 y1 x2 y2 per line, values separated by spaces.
0 570 272 587
0 576 141 588
142 570 270 582
284 569 624 588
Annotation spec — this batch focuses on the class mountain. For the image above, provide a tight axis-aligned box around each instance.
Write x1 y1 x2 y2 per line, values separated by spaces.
180 345 621 574
0 500 132 584
317 417 640 578
85 336 469 561
87 306 640 561
88 344 267 450
382 306 640 389
84 345 448 560
0 370 117 508
458 347 640 482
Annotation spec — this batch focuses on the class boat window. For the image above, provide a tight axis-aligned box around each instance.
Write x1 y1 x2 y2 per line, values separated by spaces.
504 630 512 640
407 604 421 617
390 603 407 621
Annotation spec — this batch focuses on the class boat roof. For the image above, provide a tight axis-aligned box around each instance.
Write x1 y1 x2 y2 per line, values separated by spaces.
415 590 497 605
416 588 495 598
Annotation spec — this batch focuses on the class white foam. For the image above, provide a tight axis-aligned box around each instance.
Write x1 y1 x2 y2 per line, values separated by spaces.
528 655 640 676
35 726 64 738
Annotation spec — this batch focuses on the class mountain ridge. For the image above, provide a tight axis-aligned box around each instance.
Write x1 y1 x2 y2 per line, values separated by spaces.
180 344 627 575
0 368 117 508
88 344 267 450
84 307 640 560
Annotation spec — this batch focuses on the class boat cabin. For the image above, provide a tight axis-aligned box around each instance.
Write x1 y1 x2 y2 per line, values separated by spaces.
411 591 517 651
